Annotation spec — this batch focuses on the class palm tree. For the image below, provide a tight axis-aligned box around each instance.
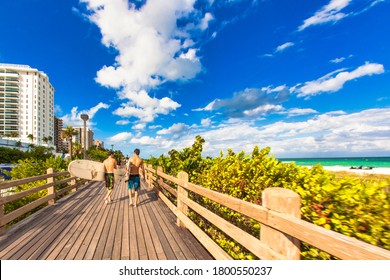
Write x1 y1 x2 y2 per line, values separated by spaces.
73 142 82 159
27 134 34 144
47 136 53 144
62 126 77 160
15 140 22 150
8 132 18 138
42 136 48 145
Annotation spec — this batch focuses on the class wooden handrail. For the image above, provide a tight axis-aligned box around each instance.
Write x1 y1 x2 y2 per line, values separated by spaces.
0 171 69 190
144 164 390 260
0 169 87 232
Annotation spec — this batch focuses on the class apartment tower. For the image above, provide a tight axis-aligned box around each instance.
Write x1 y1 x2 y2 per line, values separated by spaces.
54 116 63 152
0 64 54 145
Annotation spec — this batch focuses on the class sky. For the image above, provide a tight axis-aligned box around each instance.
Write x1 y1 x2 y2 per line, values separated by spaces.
1 0 389 158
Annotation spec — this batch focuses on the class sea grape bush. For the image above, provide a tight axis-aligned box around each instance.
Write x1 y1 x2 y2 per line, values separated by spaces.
146 136 390 259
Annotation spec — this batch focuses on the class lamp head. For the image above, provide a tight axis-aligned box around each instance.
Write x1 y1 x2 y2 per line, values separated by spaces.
80 114 89 121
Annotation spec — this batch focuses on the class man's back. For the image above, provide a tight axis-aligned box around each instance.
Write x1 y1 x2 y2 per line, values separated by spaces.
104 157 117 173
128 156 143 175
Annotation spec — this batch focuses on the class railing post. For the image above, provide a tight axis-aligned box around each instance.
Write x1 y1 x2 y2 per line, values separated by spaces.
261 187 301 259
47 168 56 205
157 166 164 192
177 171 189 228
0 203 4 235
148 164 153 189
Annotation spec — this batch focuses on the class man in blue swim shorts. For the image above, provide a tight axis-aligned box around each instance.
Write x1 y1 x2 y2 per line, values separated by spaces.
125 148 145 207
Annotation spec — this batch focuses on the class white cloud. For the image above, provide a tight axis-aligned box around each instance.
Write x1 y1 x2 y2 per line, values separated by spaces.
61 102 110 127
112 108 390 158
107 132 133 143
179 48 199 62
330 57 346 64
193 87 290 118
282 108 319 117
113 89 181 122
294 62 385 98
298 0 386 31
130 135 173 149
157 123 191 135
199 12 214 30
262 85 288 93
116 120 130 125
149 125 162 129
201 118 212 127
81 0 204 87
193 100 216 112
54 105 63 115
243 104 284 117
80 0 209 122
275 42 294 53
132 123 146 130
330 54 353 63
198 108 390 157
298 0 351 31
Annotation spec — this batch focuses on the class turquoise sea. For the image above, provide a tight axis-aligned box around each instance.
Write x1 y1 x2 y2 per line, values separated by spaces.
278 157 390 168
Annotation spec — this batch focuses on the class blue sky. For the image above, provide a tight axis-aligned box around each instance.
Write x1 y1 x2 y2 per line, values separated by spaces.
1 0 389 158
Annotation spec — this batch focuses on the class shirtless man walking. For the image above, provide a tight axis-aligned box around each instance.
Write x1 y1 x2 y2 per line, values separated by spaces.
125 148 145 207
103 151 117 204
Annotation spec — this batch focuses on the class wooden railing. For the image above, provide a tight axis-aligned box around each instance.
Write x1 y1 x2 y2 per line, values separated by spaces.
144 164 390 260
0 168 87 233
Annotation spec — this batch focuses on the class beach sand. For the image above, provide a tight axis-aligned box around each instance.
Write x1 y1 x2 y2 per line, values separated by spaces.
317 166 390 175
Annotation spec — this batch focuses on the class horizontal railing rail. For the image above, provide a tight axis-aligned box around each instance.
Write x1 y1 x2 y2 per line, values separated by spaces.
144 164 390 260
0 168 87 233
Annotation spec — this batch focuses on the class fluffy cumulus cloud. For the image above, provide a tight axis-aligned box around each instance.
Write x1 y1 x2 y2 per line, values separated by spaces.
61 102 110 127
80 0 211 123
113 89 181 122
108 132 133 143
294 62 384 98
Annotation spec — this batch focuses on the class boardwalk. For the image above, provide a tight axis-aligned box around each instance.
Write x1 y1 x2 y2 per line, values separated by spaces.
0 179 212 260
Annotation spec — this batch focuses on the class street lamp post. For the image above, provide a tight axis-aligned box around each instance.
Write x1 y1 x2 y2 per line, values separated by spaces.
80 114 89 159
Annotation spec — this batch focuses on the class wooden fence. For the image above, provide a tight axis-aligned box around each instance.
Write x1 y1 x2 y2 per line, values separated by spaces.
144 164 390 260
0 168 87 233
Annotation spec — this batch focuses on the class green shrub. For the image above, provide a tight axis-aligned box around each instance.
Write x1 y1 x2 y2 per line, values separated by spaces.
3 156 69 227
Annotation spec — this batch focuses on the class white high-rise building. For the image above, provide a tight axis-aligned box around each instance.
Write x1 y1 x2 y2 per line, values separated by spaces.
0 63 55 145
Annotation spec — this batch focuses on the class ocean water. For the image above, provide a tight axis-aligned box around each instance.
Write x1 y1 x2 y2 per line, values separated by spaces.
278 157 390 168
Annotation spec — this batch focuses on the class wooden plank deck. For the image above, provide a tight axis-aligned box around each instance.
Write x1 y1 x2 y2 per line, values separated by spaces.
0 178 213 260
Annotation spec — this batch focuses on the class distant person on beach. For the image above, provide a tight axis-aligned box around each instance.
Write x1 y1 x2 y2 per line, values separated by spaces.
103 151 118 204
125 148 145 207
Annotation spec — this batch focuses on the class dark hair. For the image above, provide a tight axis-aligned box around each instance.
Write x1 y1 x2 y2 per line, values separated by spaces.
108 151 113 156
134 148 140 155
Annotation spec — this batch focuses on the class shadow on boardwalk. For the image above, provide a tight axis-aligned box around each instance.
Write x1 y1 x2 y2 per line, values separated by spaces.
0 179 212 260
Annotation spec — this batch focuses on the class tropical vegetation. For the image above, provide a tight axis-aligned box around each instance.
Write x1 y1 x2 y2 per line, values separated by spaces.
146 136 390 260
